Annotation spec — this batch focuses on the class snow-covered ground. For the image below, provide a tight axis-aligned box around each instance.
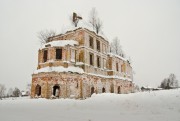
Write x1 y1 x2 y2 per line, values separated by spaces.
0 89 180 121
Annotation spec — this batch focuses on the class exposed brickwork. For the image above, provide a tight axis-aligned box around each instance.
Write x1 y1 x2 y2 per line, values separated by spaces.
31 28 134 99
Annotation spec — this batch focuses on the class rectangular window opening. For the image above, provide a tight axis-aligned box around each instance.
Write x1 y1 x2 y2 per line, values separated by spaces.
116 63 119 72
56 49 62 59
97 56 100 68
43 50 48 62
96 40 100 51
89 53 94 66
89 36 94 49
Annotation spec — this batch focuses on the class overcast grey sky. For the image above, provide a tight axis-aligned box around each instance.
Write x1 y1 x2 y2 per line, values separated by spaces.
0 0 180 90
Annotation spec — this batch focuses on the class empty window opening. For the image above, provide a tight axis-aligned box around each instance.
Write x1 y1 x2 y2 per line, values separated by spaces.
116 63 119 72
56 49 62 59
89 53 94 66
97 56 101 68
43 50 48 62
53 85 60 97
118 86 121 94
35 85 41 96
89 36 94 48
91 87 95 95
96 40 100 51
102 87 106 93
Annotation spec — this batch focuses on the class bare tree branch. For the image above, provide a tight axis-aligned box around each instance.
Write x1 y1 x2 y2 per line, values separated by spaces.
89 7 98 30
95 18 103 34
37 30 56 45
110 37 125 57
89 8 103 34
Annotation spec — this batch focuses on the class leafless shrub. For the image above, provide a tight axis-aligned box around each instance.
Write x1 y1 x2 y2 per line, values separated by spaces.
37 30 56 45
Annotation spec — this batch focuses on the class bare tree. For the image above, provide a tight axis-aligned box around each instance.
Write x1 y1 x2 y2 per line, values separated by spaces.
37 30 56 45
7 88 13 97
110 37 124 57
13 87 20 97
89 7 98 30
89 8 103 34
160 73 179 89
95 18 103 34
0 84 6 99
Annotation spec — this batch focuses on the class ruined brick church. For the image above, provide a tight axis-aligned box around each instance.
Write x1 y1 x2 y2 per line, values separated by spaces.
31 27 134 99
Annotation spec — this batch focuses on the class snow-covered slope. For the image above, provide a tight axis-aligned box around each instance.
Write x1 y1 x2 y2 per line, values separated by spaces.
0 89 180 121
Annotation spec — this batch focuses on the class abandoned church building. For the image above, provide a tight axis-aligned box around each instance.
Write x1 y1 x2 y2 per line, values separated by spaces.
31 27 134 99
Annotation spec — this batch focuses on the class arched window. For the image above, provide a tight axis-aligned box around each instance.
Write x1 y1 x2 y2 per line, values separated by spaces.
118 86 121 94
91 87 95 95
102 87 106 93
35 84 41 96
53 85 60 97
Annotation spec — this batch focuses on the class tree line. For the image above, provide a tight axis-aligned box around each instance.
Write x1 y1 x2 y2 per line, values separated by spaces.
160 73 179 89
0 84 31 99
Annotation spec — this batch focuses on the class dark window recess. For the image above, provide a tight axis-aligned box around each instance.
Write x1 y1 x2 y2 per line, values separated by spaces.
90 53 94 66
56 49 62 59
89 36 94 48
116 63 119 71
43 50 48 62
97 56 100 68
96 40 100 51
102 87 106 93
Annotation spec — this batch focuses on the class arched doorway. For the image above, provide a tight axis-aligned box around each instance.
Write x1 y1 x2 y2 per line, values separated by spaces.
35 84 41 96
118 86 121 94
53 85 60 97
91 87 95 95
102 87 106 93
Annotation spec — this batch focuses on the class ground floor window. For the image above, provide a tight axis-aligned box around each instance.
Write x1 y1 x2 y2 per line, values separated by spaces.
91 87 95 95
35 84 41 96
53 85 60 97
118 86 121 94
102 87 106 93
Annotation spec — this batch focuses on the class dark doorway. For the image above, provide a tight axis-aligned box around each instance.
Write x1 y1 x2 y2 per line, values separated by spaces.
35 85 41 96
53 85 60 97
102 87 106 93
118 86 121 94
91 87 95 95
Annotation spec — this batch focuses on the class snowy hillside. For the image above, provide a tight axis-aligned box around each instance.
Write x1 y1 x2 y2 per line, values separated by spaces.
0 89 180 121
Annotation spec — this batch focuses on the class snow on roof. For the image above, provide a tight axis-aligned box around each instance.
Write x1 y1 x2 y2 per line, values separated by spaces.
34 66 132 81
34 66 84 74
40 40 79 49
108 53 127 61
85 73 132 81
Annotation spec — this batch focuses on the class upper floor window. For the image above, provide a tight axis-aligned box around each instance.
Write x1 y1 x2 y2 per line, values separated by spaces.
102 43 106 53
71 49 75 62
89 36 94 49
89 53 94 66
116 63 119 72
97 56 101 68
43 50 48 62
96 40 100 51
103 58 106 69
56 49 62 59
121 63 126 72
